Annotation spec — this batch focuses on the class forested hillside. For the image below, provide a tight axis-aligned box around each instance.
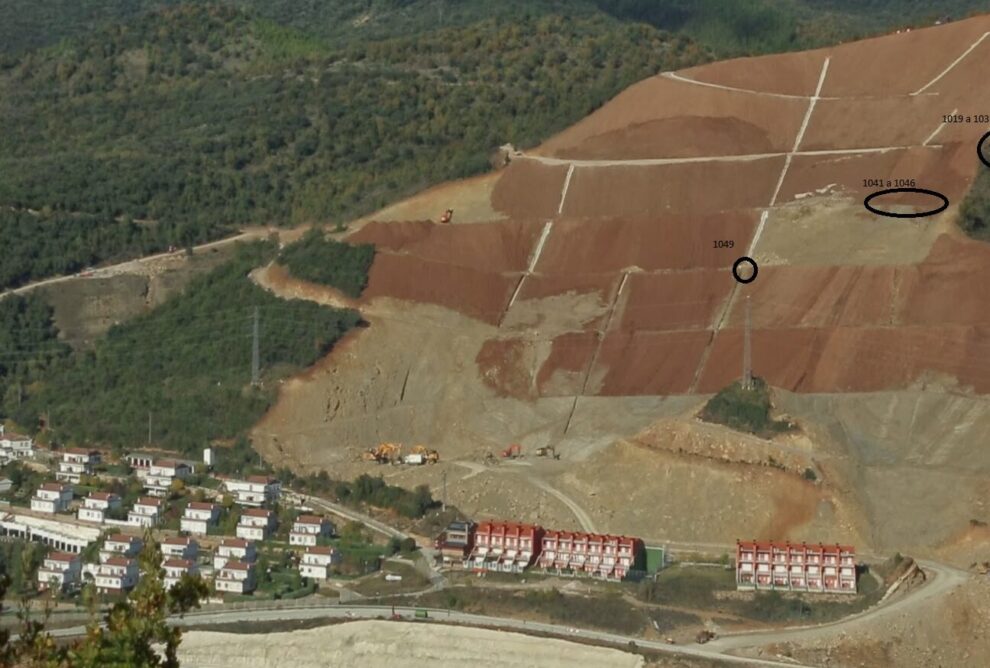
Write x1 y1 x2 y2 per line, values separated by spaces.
0 4 706 291
2 1 986 57
1 242 361 454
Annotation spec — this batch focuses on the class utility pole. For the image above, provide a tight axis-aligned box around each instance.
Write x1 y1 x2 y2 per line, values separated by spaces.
251 307 260 387
441 468 447 512
742 296 753 390
147 411 152 445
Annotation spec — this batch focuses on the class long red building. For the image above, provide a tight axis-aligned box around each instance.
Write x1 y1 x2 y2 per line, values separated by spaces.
467 521 542 573
736 540 857 594
538 530 643 580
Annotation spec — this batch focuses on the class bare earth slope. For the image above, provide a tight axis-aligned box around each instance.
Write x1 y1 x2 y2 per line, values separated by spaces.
253 16 990 571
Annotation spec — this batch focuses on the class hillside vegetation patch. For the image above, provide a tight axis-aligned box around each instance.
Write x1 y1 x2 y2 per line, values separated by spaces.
278 230 375 299
699 377 795 437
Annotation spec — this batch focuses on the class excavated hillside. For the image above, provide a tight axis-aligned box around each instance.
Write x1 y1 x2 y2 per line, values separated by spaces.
253 16 990 565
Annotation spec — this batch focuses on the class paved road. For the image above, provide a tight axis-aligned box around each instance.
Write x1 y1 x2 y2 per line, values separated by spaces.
44 603 797 667
33 560 972 667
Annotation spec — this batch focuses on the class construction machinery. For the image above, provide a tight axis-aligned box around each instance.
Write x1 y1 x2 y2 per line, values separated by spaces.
409 445 440 464
535 445 560 460
362 442 402 464
501 443 522 459
439 208 454 224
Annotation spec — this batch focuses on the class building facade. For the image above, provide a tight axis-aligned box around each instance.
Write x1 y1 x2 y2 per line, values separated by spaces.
538 531 643 581
236 508 275 541
163 558 199 589
145 460 192 497
181 502 219 535
0 425 34 463
298 546 340 580
77 492 121 524
56 448 100 483
161 536 198 562
100 534 142 563
37 552 82 592
84 557 139 594
735 540 858 594
31 483 73 514
434 520 475 565
289 515 333 547
215 560 256 594
213 538 257 570
223 476 281 507
467 521 542 573
128 496 163 527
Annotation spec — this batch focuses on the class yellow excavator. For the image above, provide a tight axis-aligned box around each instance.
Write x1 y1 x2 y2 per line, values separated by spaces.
409 445 440 464
362 442 402 464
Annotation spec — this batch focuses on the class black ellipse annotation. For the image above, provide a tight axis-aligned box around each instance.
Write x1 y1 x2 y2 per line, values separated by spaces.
978 131 990 169
732 257 758 284
863 187 948 219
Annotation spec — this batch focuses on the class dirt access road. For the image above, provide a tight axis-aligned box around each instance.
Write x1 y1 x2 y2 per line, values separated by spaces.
707 559 969 653
0 228 272 301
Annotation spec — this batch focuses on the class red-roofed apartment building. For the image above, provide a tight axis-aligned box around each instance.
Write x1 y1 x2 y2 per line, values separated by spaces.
467 521 543 573
736 540 857 594
538 531 644 581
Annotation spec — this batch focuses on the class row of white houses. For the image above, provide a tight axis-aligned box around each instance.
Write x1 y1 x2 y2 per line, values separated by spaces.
36 533 343 596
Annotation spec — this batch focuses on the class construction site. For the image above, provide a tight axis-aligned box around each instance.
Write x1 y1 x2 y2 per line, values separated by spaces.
246 16 990 592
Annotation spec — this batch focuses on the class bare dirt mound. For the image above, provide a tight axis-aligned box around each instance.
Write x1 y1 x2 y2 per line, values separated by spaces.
178 620 646 668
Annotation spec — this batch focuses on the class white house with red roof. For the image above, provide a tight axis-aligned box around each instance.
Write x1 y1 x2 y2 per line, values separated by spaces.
180 502 219 535
289 515 334 547
0 425 34 463
30 482 73 514
298 546 340 580
128 496 164 527
213 538 256 570
77 491 121 524
214 560 256 594
99 534 142 563
161 536 199 562
56 448 101 483
84 556 139 593
236 508 275 541
163 558 200 589
37 552 82 592
222 476 281 507
145 460 192 497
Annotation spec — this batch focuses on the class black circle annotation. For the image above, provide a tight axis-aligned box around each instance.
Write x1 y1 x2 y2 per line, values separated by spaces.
863 187 948 219
732 257 758 285
978 131 990 169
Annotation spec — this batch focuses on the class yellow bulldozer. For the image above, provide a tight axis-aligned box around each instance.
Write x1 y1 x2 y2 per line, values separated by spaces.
362 442 402 464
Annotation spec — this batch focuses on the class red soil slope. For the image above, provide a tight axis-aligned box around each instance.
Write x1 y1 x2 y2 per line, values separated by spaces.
347 14 990 398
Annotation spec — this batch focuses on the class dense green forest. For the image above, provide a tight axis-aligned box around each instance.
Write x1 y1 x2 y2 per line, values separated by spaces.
0 295 69 415
2 0 987 57
278 231 376 298
959 163 990 240
0 241 361 454
0 4 706 291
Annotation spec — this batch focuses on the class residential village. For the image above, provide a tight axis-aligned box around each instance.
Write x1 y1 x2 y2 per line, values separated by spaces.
1 431 352 600
1 425 861 616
